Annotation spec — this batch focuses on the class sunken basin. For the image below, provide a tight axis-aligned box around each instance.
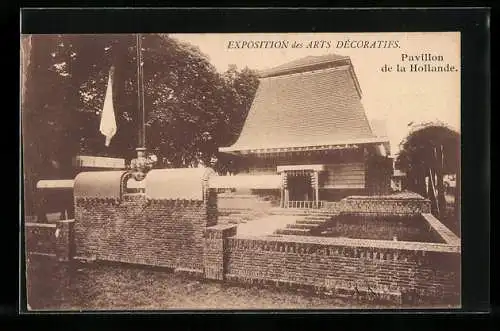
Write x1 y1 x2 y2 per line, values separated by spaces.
313 213 445 243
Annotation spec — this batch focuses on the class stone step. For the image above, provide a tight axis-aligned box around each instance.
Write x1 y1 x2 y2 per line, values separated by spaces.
286 223 320 230
218 211 242 216
275 228 311 236
218 216 243 221
219 208 255 213
218 194 264 199
296 219 328 225
269 208 337 215
304 215 334 220
218 212 266 224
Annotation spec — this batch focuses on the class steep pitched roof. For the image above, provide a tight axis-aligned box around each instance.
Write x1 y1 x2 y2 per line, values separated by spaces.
258 54 350 78
220 55 381 154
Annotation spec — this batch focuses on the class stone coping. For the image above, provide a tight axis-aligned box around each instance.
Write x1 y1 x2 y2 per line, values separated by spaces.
237 211 460 254
217 194 267 199
344 192 427 201
232 234 460 254
206 224 238 231
25 222 56 228
422 213 461 246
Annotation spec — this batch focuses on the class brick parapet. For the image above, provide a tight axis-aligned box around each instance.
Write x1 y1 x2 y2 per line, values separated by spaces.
326 196 432 215
225 235 460 303
25 223 57 255
422 213 461 246
25 220 75 261
203 224 237 280
74 193 214 272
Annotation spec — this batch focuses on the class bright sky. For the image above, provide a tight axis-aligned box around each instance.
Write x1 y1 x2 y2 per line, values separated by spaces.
172 32 460 156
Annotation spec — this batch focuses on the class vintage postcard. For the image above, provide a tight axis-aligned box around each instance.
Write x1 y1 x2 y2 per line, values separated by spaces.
22 31 461 310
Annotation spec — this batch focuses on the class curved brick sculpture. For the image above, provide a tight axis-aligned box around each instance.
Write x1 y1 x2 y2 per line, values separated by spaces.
74 171 128 200
145 167 215 201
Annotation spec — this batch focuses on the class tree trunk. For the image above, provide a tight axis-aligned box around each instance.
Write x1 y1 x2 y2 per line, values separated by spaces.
21 35 31 109
436 145 446 220
431 173 440 217
437 172 445 220
21 35 35 216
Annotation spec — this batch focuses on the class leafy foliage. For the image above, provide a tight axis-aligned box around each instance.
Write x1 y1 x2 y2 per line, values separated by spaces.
395 122 460 220
22 34 259 213
396 122 459 175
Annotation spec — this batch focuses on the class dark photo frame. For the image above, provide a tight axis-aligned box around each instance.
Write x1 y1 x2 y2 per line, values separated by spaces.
15 6 490 328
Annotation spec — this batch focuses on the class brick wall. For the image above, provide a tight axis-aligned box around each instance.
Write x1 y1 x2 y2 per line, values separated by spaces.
74 191 218 275
26 223 57 255
325 195 431 215
25 220 75 261
203 224 237 280
225 235 460 305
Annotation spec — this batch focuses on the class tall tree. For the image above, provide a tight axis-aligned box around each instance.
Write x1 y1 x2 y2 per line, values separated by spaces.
216 64 259 174
395 122 460 223
22 34 260 214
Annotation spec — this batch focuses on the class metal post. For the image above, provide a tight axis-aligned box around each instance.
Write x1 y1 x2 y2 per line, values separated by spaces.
128 33 152 182
136 33 146 154
314 171 319 208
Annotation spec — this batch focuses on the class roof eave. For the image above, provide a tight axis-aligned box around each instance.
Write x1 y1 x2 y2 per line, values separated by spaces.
219 137 390 155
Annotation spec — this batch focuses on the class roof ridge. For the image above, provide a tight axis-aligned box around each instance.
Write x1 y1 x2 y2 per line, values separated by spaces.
261 64 350 81
259 53 350 78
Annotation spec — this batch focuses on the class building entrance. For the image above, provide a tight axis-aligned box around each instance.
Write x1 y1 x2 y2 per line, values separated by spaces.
288 174 313 201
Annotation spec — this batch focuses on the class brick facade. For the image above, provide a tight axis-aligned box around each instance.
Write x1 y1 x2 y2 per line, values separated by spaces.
225 235 460 304
73 191 217 274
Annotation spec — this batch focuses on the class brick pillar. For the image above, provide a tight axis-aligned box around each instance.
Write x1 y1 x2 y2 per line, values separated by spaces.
55 219 75 262
203 224 237 280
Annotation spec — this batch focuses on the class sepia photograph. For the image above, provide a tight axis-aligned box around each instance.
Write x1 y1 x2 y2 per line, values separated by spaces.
22 31 461 310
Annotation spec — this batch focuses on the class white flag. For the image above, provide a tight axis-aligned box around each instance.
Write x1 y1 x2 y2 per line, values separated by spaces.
100 66 117 147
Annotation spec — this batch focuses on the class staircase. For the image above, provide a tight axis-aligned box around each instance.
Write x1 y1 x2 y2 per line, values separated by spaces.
273 209 338 236
269 207 338 217
217 209 271 225
217 193 274 225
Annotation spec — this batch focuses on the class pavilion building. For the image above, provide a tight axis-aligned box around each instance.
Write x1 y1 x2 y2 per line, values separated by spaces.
217 54 392 208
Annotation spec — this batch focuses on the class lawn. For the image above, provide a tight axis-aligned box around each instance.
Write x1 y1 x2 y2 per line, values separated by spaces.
26 256 395 311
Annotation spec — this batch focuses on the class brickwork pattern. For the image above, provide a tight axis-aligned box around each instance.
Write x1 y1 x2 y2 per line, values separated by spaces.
74 192 217 273
203 224 238 280
325 196 431 215
25 220 75 261
316 214 445 243
225 236 460 304
25 223 57 255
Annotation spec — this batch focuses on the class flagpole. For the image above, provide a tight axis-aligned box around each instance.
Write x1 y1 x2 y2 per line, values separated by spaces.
129 33 151 182
136 33 146 159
